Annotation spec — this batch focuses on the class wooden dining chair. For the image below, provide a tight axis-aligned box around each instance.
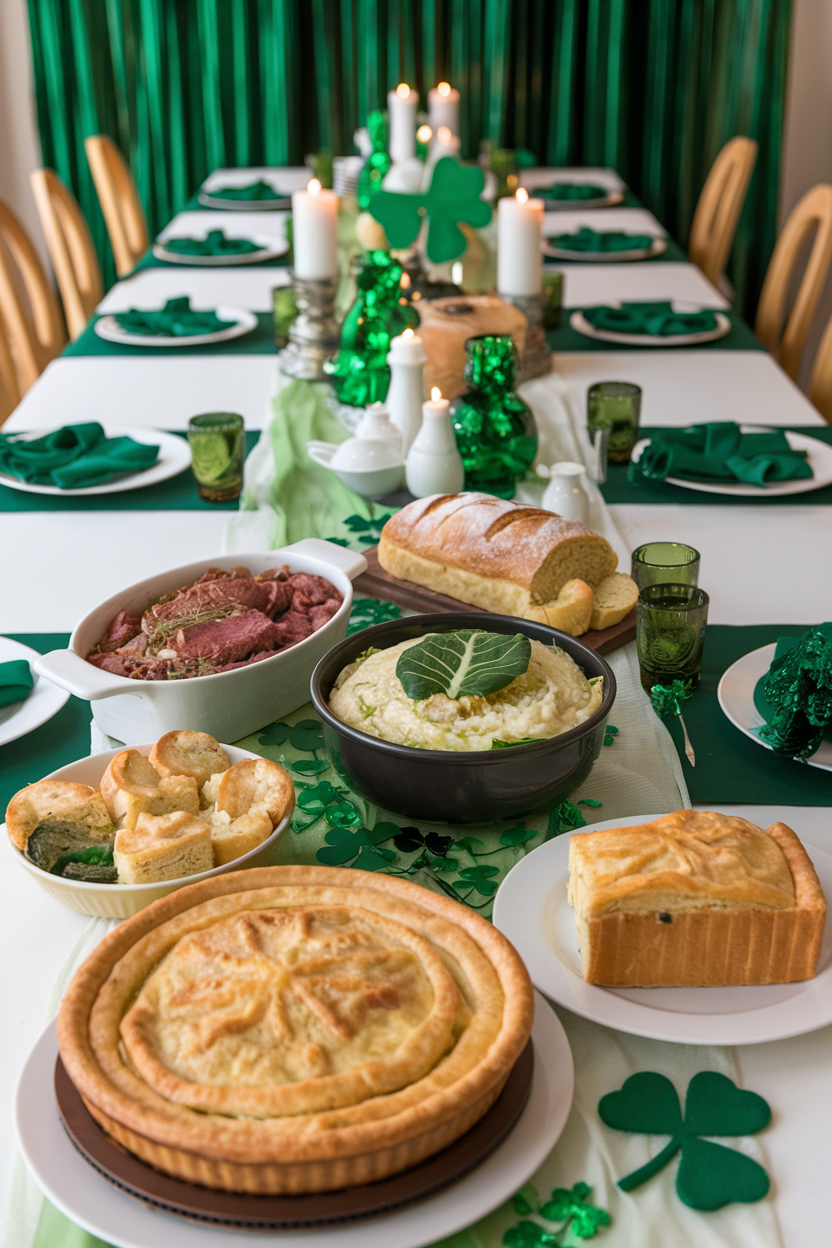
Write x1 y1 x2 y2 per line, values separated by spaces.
754 184 832 381
688 137 758 288
30 168 103 341
85 135 149 277
808 308 832 424
0 322 20 425
0 199 67 396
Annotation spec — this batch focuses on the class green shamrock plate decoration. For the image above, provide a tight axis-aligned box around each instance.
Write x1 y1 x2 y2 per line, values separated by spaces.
369 156 492 263
599 1071 771 1211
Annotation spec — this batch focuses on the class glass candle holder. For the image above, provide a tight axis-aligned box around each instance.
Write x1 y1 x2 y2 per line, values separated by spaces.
273 285 298 348
542 271 563 330
631 542 700 591
587 381 642 463
637 583 710 693
188 412 245 502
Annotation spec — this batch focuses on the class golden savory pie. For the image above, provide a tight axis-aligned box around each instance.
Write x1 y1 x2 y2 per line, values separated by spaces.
58 865 534 1194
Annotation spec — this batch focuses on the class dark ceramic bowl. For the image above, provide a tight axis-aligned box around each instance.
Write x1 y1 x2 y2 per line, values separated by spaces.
310 612 616 824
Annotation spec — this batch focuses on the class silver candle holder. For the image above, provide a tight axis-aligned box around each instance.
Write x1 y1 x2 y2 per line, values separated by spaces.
278 272 340 381
500 291 552 383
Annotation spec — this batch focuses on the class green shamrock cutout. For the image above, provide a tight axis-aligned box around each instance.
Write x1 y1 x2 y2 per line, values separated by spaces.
392 826 454 857
258 717 324 753
504 1182 610 1245
599 1071 771 1211
289 759 330 776
499 823 538 848
369 156 492 263
296 780 345 815
452 863 501 896
316 826 399 871
347 598 402 636
544 798 601 841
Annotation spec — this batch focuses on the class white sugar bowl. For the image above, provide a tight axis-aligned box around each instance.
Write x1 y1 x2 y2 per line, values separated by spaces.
307 403 404 499
536 460 590 523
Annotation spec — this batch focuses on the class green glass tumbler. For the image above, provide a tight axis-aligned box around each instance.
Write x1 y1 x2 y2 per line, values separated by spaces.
637 583 709 693
587 381 642 463
631 542 700 591
188 412 245 502
542 271 563 330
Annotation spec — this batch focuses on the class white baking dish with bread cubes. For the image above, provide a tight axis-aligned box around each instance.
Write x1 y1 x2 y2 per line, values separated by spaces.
32 539 367 745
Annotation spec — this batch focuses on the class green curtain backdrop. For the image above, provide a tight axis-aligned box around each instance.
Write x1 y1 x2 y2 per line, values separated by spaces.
27 0 789 313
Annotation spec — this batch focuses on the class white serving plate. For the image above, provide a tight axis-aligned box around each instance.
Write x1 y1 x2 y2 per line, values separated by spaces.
32 539 367 745
197 191 291 210
544 237 667 262
718 643 832 773
152 234 288 266
632 426 832 497
0 428 190 497
542 189 625 210
570 302 732 347
0 636 68 747
94 305 258 348
16 991 572 1248
493 812 832 1045
4 741 288 918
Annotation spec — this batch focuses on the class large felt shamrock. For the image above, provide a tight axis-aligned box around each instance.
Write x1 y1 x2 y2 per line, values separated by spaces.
599 1071 771 1211
316 826 399 871
369 156 492 263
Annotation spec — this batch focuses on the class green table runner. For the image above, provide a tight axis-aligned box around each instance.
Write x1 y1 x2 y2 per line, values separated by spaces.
64 312 277 357
547 308 764 353
600 427 832 505
0 432 258 512
662 623 832 805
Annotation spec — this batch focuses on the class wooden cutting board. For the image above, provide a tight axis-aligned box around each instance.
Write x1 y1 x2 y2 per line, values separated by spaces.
353 546 637 656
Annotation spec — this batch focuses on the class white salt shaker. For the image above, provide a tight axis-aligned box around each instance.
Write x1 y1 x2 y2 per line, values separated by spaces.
537 461 590 522
406 387 465 497
386 328 427 456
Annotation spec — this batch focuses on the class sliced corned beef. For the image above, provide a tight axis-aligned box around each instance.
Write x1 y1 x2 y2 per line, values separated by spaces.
96 609 143 653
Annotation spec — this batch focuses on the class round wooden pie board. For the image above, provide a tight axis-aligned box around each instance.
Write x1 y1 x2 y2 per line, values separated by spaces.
55 1041 534 1230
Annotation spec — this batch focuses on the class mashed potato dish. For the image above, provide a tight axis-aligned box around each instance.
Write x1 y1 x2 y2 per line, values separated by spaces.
329 635 603 752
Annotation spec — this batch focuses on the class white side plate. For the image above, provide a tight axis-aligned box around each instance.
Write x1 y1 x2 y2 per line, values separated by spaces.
631 426 832 497
16 993 572 1248
94 305 258 348
152 235 288 266
0 428 191 497
542 189 625 210
0 636 68 747
570 304 731 347
544 237 667 262
718 643 832 773
197 190 291 210
493 814 832 1045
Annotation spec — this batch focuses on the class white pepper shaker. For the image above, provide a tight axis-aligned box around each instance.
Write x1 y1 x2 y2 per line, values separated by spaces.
386 328 427 456
405 387 465 497
537 461 590 523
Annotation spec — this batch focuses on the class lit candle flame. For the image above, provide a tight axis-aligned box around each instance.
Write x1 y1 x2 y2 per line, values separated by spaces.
396 83 411 99
437 125 452 144
402 328 414 339
431 386 442 402
438 82 451 97
516 187 529 203
417 124 432 143
309 178 321 195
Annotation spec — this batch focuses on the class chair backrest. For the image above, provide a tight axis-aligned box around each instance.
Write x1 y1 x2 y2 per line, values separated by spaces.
0 198 67 395
808 308 832 424
688 137 758 287
85 135 149 277
754 184 832 381
30 168 103 341
0 322 20 425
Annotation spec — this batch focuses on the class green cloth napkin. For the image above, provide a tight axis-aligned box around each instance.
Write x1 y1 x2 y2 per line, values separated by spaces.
0 423 159 488
113 296 234 337
538 182 608 201
0 658 33 707
548 225 655 252
583 300 718 336
205 179 285 201
162 229 263 256
631 422 812 486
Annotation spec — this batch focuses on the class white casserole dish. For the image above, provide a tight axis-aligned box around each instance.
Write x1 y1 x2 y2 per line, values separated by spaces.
33 539 367 746
4 742 291 918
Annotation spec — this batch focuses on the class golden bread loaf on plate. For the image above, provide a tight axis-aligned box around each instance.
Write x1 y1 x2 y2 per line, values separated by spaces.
378 493 636 634
57 865 534 1194
567 810 826 987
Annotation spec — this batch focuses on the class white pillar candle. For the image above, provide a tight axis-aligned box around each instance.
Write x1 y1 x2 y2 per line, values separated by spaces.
428 82 460 137
497 188 544 297
405 386 465 497
387 328 427 455
388 83 418 162
291 178 338 280
420 125 462 191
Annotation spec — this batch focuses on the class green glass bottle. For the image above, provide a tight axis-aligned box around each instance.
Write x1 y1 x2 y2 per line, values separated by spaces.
450 335 538 498
357 111 391 212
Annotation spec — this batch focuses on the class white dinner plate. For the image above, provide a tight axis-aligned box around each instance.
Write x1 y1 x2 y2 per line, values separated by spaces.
152 235 288 266
197 190 291 210
631 426 832 497
0 636 68 747
16 993 572 1248
718 643 832 773
493 813 832 1045
541 189 625 210
0 428 191 497
544 237 667 262
94 305 258 348
570 302 732 347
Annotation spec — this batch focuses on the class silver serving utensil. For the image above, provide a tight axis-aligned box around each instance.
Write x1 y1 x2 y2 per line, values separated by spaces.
679 714 696 766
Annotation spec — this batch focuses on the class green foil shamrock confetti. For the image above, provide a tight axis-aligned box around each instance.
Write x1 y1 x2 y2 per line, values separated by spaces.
759 623 832 759
599 1071 771 1211
649 680 692 718
369 156 492 263
504 1181 611 1245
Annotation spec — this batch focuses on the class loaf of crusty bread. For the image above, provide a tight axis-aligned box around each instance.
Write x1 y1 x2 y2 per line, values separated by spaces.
568 811 826 987
114 810 214 884
378 494 619 624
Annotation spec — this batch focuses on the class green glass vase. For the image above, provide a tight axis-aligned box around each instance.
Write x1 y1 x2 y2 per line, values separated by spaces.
449 335 538 498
